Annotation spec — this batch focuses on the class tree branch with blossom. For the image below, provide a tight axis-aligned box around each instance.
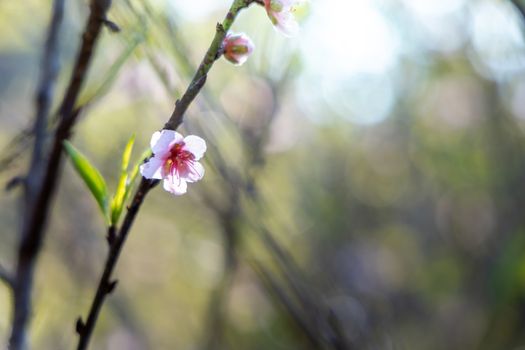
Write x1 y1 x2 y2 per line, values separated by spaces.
74 0 263 348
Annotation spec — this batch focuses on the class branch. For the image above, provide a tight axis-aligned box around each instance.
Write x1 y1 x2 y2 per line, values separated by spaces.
76 179 156 350
9 1 112 349
164 0 254 130
511 0 525 23
75 1 257 348
250 260 325 349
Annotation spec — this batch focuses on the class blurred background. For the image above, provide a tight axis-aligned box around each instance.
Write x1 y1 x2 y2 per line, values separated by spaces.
2 0 525 349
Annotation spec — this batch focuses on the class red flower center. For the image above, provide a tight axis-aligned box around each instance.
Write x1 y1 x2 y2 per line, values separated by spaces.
164 142 195 176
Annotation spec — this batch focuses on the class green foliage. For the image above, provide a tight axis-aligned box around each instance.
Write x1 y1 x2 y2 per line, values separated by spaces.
64 136 148 227
110 134 135 226
63 141 109 223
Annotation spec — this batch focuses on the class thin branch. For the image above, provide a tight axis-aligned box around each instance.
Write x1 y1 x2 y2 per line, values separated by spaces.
0 127 33 174
9 1 112 349
75 1 258 348
164 0 254 130
28 0 65 198
76 179 156 350
250 260 324 350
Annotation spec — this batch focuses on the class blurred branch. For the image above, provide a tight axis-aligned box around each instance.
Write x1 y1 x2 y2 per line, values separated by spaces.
511 0 525 22
0 263 14 289
201 187 242 350
256 227 351 350
75 1 259 348
250 260 324 350
10 1 112 348
77 23 146 111
0 127 33 174
26 0 65 208
197 65 350 348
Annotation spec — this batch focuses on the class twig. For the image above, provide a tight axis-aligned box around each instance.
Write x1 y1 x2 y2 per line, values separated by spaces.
9 1 112 349
25 0 65 207
0 127 33 174
250 260 324 349
75 1 258 348
164 0 254 130
201 189 241 350
76 178 156 350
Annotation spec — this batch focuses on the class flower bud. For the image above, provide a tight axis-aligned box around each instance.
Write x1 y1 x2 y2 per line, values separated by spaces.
222 32 255 66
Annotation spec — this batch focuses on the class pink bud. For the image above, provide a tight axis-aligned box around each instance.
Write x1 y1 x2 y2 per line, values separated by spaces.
222 32 255 66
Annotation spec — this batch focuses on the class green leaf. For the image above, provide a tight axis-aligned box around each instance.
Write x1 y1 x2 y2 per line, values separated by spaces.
63 141 109 223
120 134 135 172
110 135 135 225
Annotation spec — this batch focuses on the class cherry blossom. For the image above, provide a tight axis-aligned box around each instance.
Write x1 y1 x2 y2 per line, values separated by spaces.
263 0 303 37
222 32 255 66
140 130 206 195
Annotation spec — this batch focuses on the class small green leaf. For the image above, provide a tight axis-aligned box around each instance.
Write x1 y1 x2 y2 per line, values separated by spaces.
120 134 135 172
110 135 135 225
63 141 109 222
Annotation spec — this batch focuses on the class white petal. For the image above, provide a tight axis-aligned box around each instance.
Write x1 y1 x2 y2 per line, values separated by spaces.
184 161 205 183
183 135 207 160
151 130 183 155
163 176 187 195
140 157 163 179
275 12 299 37
150 131 162 149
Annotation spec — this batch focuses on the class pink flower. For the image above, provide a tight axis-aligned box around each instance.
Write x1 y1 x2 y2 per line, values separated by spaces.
140 130 206 195
263 0 302 37
222 32 255 66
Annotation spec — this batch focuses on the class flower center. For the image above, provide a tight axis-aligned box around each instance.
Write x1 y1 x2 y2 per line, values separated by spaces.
164 143 195 176
270 0 283 12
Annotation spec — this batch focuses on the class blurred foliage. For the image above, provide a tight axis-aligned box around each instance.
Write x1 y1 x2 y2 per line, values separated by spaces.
2 0 525 349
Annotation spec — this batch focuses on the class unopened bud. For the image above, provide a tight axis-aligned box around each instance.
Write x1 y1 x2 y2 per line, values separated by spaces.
222 32 255 66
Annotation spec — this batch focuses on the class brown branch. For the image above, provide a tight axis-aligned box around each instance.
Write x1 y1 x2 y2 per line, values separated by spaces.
164 0 254 130
76 179 156 350
9 1 112 349
75 1 257 348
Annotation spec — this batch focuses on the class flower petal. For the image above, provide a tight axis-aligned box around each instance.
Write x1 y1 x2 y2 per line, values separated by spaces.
184 161 205 183
163 175 187 195
183 135 207 160
140 156 163 179
274 12 299 37
151 130 183 155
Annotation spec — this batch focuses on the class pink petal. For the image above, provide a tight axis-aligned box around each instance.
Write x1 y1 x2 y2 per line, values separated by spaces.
275 12 299 37
183 135 207 160
151 130 183 155
163 175 187 195
183 161 205 183
285 0 304 7
140 156 163 179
